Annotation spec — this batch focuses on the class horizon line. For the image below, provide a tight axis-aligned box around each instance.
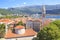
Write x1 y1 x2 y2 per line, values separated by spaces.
0 4 60 9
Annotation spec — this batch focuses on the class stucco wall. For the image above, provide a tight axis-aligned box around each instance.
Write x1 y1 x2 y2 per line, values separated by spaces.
26 21 33 29
6 36 36 40
15 29 25 34
17 37 34 40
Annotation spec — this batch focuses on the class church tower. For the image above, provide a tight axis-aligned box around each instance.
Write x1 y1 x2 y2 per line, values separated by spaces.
42 5 46 18
41 5 46 29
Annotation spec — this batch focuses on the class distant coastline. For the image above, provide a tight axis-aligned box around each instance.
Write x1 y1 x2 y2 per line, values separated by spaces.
46 14 60 19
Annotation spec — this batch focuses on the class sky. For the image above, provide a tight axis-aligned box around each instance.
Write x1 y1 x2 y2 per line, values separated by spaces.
0 0 60 8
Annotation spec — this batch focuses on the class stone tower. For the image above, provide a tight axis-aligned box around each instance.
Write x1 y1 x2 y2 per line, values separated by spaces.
41 5 46 29
42 5 46 18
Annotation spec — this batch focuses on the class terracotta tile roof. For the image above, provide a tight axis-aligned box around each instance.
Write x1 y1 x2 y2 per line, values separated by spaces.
14 18 21 21
28 17 33 20
21 18 27 23
0 19 14 24
5 29 37 38
15 25 25 29
14 18 27 24
33 20 41 22
42 19 51 26
27 20 33 22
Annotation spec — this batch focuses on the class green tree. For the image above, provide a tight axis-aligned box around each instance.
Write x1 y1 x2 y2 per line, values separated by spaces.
17 21 24 26
52 20 60 29
0 24 5 38
37 23 60 40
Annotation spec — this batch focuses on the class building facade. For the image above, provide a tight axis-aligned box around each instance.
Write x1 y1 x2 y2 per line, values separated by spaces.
5 26 37 40
26 20 40 32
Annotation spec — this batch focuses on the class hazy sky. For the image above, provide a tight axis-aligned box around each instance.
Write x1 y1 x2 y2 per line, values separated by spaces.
0 0 60 8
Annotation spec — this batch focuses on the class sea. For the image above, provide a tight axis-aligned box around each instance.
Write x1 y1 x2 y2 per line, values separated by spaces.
46 15 60 19
31 14 60 19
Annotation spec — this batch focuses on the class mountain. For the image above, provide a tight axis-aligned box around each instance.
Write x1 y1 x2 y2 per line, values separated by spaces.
8 5 60 15
0 8 13 15
8 5 41 15
0 5 60 15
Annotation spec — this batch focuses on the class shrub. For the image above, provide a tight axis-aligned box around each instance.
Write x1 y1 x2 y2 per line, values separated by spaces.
37 23 60 40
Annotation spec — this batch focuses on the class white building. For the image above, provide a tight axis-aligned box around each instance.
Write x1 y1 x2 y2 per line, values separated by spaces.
5 25 37 40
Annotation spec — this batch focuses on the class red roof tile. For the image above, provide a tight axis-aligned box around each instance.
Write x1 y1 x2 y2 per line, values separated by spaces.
5 29 37 38
0 19 14 24
15 25 25 29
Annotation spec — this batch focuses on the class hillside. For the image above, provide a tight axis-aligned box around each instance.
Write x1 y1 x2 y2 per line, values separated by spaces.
0 9 13 15
7 5 60 15
0 5 60 15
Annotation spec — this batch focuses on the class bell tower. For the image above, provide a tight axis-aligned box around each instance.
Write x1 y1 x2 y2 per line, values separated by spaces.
42 5 46 18
41 5 46 29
